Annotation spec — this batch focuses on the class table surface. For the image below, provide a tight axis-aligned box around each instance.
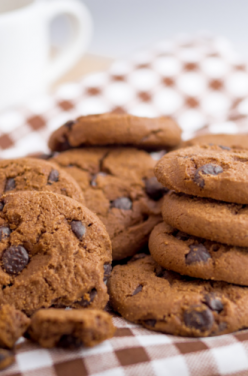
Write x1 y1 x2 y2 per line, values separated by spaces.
52 54 114 90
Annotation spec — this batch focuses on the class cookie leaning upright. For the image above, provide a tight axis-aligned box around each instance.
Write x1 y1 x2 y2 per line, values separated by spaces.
155 144 248 204
0 191 111 315
48 113 182 151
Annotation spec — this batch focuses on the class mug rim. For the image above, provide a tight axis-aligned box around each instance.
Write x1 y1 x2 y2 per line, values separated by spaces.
0 0 40 20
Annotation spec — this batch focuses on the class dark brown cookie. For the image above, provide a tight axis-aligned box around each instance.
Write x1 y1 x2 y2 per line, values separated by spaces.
0 304 30 348
155 144 248 204
28 308 115 348
50 148 167 260
48 113 182 151
0 191 111 315
149 222 248 286
162 191 248 247
0 158 84 203
108 255 248 337
177 133 248 150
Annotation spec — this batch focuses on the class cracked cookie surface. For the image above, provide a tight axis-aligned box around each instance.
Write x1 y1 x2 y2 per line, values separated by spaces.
48 113 182 151
0 191 111 315
108 255 248 337
149 222 248 286
0 158 84 204
155 144 248 204
28 308 115 348
50 148 167 260
163 191 248 247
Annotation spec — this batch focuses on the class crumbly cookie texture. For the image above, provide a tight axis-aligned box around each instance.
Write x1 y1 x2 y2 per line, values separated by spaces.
108 255 248 337
0 304 30 348
0 157 84 204
28 308 115 348
162 191 248 248
177 133 248 150
155 144 248 204
0 349 14 370
48 113 181 151
50 148 167 260
149 222 248 286
0 191 111 315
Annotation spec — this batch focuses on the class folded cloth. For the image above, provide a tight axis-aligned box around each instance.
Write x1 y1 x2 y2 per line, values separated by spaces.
1 34 248 376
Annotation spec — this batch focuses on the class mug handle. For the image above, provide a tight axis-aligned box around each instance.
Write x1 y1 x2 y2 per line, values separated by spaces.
45 0 93 83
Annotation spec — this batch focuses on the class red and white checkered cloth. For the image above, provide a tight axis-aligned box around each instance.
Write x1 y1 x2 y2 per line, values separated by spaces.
1 33 248 376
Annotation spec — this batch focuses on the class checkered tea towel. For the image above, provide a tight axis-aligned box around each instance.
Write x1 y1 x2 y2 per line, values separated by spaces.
1 34 248 376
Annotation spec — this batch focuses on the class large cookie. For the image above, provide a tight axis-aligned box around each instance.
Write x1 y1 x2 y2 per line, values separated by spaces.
0 158 84 203
50 148 167 260
178 133 248 150
162 191 248 247
0 191 111 315
28 308 115 348
108 255 248 337
155 144 248 204
149 222 248 286
48 113 181 151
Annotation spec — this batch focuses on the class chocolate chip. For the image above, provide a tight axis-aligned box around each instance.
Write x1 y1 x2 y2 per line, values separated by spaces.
78 288 97 307
132 284 143 296
64 120 75 130
91 172 107 187
155 265 178 284
111 197 132 210
185 244 211 265
144 177 168 201
219 145 231 151
174 231 190 241
48 169 59 184
0 227 10 241
0 203 4 211
0 349 14 370
204 293 223 313
184 306 214 332
71 221 86 240
5 178 15 192
143 319 157 327
59 137 71 151
103 263 112 282
2 245 29 274
57 334 82 349
194 164 223 188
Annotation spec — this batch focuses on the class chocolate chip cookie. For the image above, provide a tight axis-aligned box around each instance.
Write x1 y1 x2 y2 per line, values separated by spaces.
108 255 248 337
155 144 248 204
178 133 248 150
0 158 84 203
0 349 14 370
149 222 248 286
0 304 30 348
0 191 111 315
163 191 248 247
28 308 115 348
50 148 167 260
48 113 182 151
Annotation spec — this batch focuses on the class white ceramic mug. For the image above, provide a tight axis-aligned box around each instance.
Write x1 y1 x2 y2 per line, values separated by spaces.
0 0 93 109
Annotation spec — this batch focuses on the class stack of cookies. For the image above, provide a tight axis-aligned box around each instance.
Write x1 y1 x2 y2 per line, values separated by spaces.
108 143 248 337
47 113 182 260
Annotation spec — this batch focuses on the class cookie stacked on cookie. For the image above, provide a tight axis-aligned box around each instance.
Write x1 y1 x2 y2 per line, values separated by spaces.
48 113 182 260
108 143 248 337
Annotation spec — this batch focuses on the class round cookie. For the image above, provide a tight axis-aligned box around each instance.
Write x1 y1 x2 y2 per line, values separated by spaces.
178 133 248 150
155 144 248 204
28 308 115 348
0 191 111 315
108 255 248 337
149 222 248 286
0 158 84 203
48 113 182 151
162 191 248 248
50 148 168 260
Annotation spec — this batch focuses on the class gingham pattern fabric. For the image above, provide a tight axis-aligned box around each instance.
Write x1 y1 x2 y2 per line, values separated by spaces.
1 34 248 376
